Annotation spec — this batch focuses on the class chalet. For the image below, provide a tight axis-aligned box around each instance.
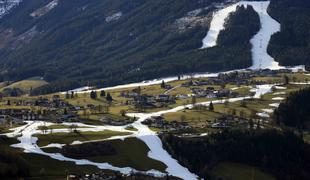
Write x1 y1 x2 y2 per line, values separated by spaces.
59 114 78 122
143 116 191 132
206 92 217 99
156 94 171 102
217 89 231 97
133 95 156 108
277 69 292 74
194 80 210 86
74 106 83 110
211 122 228 129
100 116 133 126
191 88 207 97
176 94 189 99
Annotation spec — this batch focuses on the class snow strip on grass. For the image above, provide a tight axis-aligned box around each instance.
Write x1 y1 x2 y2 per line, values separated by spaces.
269 103 280 108
257 112 270 118
274 86 287 90
250 84 274 98
6 84 275 180
290 82 310 85
262 109 274 113
273 92 285 95
272 97 285 100
6 121 165 177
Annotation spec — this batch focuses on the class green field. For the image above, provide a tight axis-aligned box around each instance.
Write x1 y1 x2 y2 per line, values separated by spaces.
85 138 167 172
211 162 276 180
164 109 222 126
43 138 167 172
35 130 132 147
0 77 48 94
38 124 89 130
0 137 102 179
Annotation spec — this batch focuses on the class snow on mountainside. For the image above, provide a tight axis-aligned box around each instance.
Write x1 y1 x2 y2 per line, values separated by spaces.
0 0 22 18
30 0 58 18
201 1 284 70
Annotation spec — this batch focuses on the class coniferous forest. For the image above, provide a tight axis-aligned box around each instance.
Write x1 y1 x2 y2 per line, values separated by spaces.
268 0 310 70
161 129 310 180
273 88 310 130
0 0 260 94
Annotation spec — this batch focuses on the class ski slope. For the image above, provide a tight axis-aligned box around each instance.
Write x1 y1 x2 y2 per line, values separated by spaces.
201 1 283 70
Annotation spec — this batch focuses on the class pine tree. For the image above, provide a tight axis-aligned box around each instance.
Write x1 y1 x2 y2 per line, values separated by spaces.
90 91 97 99
106 92 113 102
209 101 214 111
64 108 68 115
161 80 165 88
283 75 289 85
100 90 106 97
65 91 70 99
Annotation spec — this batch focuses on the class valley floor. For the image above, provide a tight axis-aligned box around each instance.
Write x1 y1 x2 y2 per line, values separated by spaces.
4 76 309 179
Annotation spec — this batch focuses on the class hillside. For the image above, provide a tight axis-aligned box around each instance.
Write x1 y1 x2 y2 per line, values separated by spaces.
0 0 264 94
0 0 309 94
0 77 48 96
268 0 310 70
274 88 310 130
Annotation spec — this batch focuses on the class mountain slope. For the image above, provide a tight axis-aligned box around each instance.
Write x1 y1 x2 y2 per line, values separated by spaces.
0 0 23 18
268 0 310 70
1 0 308 94
1 0 256 93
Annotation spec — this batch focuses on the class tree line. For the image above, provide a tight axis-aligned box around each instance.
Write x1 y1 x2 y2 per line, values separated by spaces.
161 129 310 180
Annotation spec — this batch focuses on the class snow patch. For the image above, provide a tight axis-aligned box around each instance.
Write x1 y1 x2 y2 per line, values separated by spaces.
274 86 287 90
105 11 122 23
250 84 273 98
30 0 58 18
290 82 310 85
41 143 65 149
273 92 285 95
0 0 22 18
262 109 273 113
269 103 280 108
272 97 285 100
257 112 270 118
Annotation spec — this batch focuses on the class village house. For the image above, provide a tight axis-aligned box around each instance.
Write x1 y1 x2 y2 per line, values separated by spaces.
193 80 210 86
120 91 139 98
191 88 207 97
211 122 228 129
176 94 189 100
156 94 174 102
206 92 217 99
217 89 231 97
143 116 191 132
100 116 133 126
132 95 156 109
